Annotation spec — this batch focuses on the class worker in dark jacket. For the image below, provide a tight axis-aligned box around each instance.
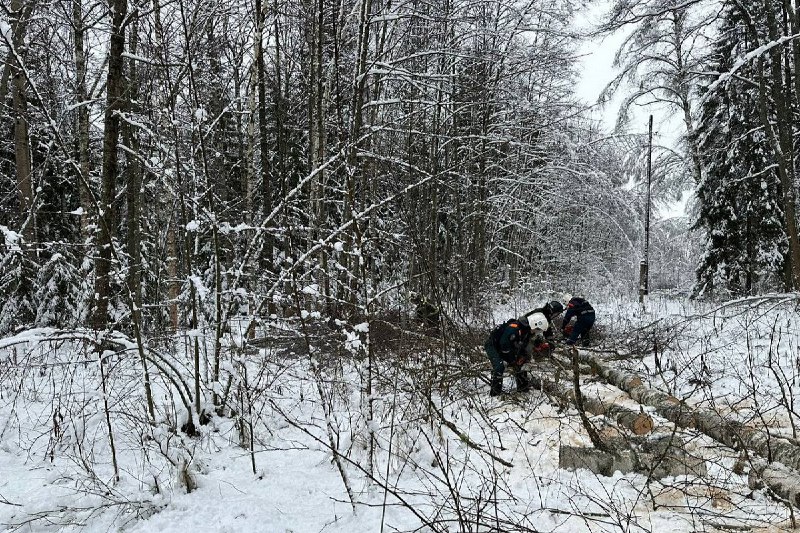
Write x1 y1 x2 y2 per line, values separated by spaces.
561 297 595 346
530 300 564 338
484 317 533 396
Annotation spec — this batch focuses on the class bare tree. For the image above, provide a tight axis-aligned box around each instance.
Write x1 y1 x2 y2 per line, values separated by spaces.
7 0 35 250
72 0 93 241
598 0 712 187
93 0 128 331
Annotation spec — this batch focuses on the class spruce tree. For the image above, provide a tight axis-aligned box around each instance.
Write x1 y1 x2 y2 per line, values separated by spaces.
693 5 788 296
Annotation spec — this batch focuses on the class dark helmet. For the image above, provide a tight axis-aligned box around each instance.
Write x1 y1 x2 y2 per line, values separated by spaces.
548 300 564 315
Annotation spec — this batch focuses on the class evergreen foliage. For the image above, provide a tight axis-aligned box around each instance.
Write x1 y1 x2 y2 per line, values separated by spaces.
694 5 788 296
33 251 81 328
0 243 35 334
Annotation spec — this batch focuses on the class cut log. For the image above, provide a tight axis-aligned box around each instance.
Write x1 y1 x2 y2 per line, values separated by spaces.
576 350 800 503
576 351 800 471
636 434 708 478
529 374 654 435
589 400 654 436
749 459 800 506
559 446 633 477
560 438 707 479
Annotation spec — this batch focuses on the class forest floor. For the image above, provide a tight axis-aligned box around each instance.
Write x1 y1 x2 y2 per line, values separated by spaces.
1 294 799 532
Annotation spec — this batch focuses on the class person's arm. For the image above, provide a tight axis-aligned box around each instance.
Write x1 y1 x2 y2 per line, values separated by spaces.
494 326 517 362
562 308 575 329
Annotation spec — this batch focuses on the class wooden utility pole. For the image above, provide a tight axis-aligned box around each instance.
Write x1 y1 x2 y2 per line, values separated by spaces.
639 115 653 304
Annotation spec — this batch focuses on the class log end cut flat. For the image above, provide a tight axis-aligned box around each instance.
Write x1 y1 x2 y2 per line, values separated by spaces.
631 413 655 435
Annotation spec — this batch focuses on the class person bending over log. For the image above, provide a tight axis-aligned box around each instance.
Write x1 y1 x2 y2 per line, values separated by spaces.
561 297 595 346
485 315 551 396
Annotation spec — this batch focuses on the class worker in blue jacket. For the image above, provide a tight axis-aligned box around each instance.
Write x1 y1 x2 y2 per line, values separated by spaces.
561 297 595 346
484 317 532 396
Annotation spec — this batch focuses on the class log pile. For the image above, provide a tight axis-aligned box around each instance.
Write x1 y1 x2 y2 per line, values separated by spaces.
575 350 800 503
528 355 707 480
576 351 800 469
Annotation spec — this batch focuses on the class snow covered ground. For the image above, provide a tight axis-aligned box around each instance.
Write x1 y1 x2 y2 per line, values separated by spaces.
1 294 799 532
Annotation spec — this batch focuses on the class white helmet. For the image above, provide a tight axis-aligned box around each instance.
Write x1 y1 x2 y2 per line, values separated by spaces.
526 312 549 334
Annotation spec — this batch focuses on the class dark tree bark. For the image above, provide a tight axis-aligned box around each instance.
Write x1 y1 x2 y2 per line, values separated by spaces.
9 0 35 249
733 0 800 290
761 0 800 290
73 0 92 241
122 12 155 421
255 0 273 266
93 0 127 331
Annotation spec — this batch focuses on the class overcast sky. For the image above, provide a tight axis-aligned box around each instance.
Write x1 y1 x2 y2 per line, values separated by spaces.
574 2 623 126
573 3 685 146
573 5 693 218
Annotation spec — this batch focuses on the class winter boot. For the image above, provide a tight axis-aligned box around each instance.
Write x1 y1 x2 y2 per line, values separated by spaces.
490 374 503 397
515 371 531 393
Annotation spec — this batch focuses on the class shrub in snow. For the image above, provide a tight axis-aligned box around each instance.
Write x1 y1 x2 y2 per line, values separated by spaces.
0 247 35 334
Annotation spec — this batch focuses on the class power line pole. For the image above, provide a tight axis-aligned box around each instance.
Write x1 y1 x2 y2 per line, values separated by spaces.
639 115 653 305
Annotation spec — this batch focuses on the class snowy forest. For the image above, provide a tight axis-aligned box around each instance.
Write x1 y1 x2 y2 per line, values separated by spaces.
2 0 800 530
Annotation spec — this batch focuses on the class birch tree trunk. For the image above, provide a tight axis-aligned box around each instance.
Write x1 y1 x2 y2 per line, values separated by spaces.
529 373 654 435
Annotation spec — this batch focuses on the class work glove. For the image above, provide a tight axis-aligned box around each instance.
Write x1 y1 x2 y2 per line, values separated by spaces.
531 342 551 359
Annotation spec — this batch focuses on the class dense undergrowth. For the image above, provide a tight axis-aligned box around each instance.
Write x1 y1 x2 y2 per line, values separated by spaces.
0 294 799 531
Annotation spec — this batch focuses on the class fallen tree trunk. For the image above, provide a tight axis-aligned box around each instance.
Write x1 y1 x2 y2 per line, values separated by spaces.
577 351 800 469
560 427 706 479
529 373 654 435
577 350 800 503
560 443 707 479
750 459 800 506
